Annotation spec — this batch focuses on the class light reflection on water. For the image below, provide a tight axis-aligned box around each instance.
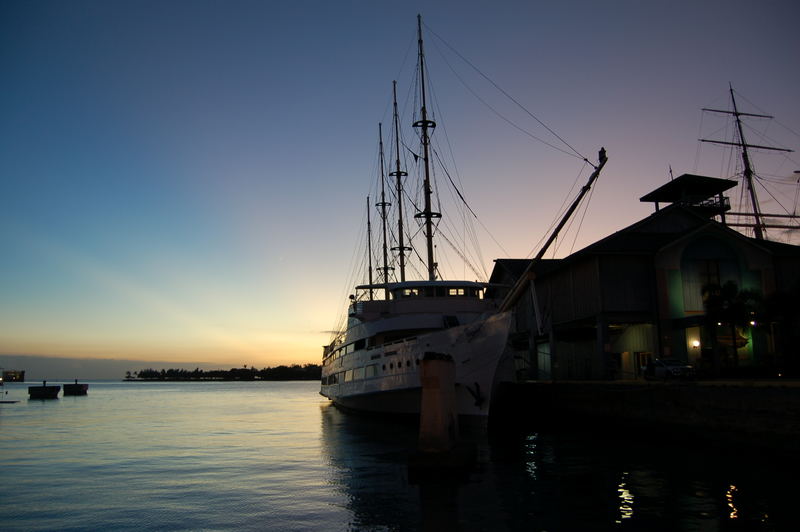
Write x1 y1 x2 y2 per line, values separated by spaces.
0 381 795 531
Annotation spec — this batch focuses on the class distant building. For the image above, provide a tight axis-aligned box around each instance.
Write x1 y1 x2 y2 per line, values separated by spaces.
2 369 26 382
488 174 800 380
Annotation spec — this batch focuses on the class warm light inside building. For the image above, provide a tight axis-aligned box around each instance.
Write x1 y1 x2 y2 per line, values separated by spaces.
691 340 701 348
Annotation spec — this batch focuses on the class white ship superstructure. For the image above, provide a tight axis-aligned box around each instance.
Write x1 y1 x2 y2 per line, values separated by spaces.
321 281 511 417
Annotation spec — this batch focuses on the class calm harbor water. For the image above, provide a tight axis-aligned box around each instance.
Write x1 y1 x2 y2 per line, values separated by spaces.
0 380 795 531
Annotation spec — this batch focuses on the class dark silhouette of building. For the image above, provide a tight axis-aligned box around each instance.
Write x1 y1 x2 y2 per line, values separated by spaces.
488 174 800 380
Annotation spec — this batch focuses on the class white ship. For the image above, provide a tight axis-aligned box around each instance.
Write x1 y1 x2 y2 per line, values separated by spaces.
320 280 512 418
320 16 512 419
320 15 607 419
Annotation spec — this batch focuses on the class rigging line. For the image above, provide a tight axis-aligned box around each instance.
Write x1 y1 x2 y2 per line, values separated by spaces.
757 173 800 182
436 212 486 279
430 40 580 160
525 161 590 258
693 110 706 173
772 118 800 142
331 210 370 341
430 146 479 218
755 177 797 218
423 21 587 162
426 89 471 205
475 215 511 258
568 182 597 255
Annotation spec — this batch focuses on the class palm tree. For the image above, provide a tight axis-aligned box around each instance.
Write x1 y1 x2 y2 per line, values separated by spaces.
703 281 761 376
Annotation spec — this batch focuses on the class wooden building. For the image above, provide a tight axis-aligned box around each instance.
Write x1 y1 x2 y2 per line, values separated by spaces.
488 174 800 380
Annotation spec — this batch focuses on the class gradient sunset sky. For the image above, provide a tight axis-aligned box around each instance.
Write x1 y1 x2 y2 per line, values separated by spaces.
2 0 798 368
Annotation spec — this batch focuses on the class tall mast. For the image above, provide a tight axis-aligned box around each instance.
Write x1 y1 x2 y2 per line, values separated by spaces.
376 123 392 299
389 81 410 281
413 14 441 281
366 196 374 300
700 85 794 240
730 85 764 240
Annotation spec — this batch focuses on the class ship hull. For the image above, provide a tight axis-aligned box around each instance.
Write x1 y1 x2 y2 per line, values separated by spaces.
320 311 512 418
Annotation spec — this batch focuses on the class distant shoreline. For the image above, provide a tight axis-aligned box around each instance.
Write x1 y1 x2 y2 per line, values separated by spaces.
122 378 320 382
127 364 322 382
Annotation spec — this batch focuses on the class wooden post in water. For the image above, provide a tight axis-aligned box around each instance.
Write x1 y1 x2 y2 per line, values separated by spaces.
418 352 458 452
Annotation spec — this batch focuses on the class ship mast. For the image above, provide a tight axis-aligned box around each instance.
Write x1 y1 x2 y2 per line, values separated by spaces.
366 196 374 300
413 14 441 281
731 87 764 239
376 123 392 299
390 81 410 281
700 85 794 240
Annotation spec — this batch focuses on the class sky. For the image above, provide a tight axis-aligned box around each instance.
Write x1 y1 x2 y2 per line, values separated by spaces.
2 0 799 372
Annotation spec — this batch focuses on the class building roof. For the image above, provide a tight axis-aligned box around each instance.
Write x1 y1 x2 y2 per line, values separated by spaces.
639 173 737 203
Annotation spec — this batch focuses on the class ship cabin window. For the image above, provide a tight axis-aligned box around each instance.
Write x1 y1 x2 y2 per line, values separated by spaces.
354 339 366 351
365 364 378 378
344 370 353 382
391 285 482 299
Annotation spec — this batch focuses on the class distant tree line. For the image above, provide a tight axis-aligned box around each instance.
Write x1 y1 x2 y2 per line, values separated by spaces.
125 364 321 381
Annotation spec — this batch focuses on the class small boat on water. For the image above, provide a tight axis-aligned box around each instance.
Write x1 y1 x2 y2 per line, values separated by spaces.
28 381 60 399
0 370 20 403
63 379 89 396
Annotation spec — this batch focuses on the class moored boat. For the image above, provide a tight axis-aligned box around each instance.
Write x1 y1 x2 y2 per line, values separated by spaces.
63 379 89 396
320 16 515 420
320 16 607 421
28 381 60 399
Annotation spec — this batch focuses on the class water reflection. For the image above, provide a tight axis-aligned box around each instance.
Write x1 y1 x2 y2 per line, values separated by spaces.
319 403 797 531
616 472 634 523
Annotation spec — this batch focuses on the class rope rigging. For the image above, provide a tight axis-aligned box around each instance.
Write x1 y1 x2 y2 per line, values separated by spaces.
423 20 588 162
334 16 611 321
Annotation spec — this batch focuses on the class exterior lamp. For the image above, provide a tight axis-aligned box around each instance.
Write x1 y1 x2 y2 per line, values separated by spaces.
749 320 756 326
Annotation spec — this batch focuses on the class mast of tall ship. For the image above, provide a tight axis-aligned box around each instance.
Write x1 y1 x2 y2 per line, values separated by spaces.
700 85 794 240
390 82 410 282
730 86 765 239
377 123 392 299
413 14 441 281
366 196 374 300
